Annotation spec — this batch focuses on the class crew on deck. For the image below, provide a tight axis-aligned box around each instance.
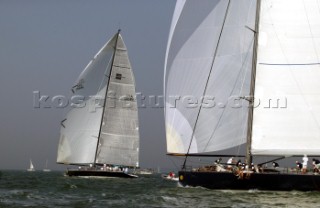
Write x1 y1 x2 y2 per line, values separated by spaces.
312 158 320 173
302 155 308 174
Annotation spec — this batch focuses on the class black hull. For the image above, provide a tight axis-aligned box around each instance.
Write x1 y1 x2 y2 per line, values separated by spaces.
66 170 138 178
179 171 320 191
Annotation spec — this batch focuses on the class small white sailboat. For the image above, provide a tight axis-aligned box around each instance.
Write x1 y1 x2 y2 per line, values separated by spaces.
27 159 35 172
43 160 51 172
56 30 140 178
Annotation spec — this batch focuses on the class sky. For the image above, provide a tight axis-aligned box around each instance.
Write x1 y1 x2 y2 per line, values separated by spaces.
0 0 178 171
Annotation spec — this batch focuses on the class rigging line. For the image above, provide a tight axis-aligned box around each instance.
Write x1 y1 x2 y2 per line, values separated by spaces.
241 0 257 63
303 1 320 63
259 63 320 66
268 1 320 133
202 35 255 152
317 0 320 21
203 0 258 153
298 1 320 133
92 40 116 96
182 0 232 170
239 38 255 96
94 30 121 166
168 156 180 170
238 41 255 157
257 156 285 166
297 2 320 133
93 49 114 99
237 0 257 158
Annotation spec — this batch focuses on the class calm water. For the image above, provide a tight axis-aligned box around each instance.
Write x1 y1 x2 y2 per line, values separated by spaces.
0 170 319 208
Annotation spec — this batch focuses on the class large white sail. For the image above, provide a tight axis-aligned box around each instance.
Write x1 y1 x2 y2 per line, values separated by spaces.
57 35 117 164
96 34 140 167
252 0 320 155
164 0 256 154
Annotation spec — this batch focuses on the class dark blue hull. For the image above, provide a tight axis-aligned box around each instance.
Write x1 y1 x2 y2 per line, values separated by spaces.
178 171 320 191
66 170 138 178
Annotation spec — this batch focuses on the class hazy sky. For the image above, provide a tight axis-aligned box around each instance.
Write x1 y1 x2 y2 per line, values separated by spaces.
0 0 177 170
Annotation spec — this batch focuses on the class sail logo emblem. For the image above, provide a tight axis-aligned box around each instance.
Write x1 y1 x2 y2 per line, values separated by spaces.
71 79 84 93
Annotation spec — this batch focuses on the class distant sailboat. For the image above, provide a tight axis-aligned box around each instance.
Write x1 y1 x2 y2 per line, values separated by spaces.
56 30 140 178
43 160 51 172
164 0 320 191
27 159 35 172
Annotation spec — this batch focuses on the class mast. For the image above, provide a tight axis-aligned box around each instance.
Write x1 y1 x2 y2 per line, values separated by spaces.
93 29 121 166
246 0 261 166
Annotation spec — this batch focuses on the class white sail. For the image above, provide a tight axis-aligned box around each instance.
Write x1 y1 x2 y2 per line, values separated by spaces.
164 0 256 154
57 35 117 164
96 34 140 167
27 159 35 171
252 0 320 156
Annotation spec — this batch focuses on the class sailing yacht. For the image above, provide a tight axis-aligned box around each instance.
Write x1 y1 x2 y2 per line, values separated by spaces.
56 30 140 178
164 0 320 190
27 159 35 172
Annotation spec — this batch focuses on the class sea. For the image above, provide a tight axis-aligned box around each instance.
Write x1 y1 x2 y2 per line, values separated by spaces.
0 170 319 208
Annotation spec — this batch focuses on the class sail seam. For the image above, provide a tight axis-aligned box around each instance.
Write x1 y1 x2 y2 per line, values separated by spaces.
98 146 136 151
260 63 320 66
109 82 134 86
113 64 131 69
101 132 138 137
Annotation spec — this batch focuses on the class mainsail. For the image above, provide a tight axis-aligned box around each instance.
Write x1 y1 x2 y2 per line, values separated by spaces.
251 0 320 156
96 35 140 167
57 32 139 167
164 0 257 154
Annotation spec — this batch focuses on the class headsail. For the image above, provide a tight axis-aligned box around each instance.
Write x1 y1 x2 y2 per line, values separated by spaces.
96 34 140 167
251 0 320 156
57 34 117 164
164 0 257 154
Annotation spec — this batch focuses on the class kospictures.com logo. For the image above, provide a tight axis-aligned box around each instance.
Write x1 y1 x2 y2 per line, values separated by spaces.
33 91 287 111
